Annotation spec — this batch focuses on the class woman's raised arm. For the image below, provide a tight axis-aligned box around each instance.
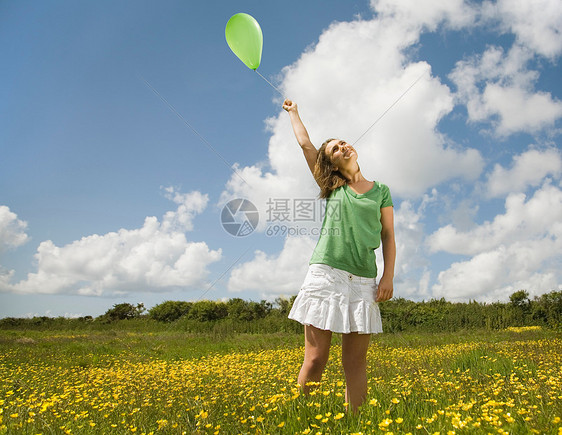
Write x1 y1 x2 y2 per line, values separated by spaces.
283 99 318 175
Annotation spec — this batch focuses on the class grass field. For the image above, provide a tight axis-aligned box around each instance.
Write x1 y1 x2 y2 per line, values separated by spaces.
1 326 561 434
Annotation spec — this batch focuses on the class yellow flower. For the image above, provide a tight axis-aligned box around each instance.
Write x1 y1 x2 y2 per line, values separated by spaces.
334 413 345 420
391 398 400 404
277 422 285 428
379 418 393 427
396 417 404 424
315 414 323 420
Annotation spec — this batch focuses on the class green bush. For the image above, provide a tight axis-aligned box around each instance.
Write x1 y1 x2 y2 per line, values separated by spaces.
149 301 192 322
187 300 228 322
2 291 561 333
98 303 145 323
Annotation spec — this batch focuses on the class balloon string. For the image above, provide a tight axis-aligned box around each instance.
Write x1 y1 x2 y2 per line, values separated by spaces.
352 71 426 146
255 70 285 99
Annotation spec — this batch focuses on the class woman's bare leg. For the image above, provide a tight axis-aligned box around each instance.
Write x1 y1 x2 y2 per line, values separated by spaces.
342 332 371 412
297 325 332 394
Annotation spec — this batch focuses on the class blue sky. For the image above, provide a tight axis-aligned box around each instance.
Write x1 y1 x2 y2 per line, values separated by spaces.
1 0 561 318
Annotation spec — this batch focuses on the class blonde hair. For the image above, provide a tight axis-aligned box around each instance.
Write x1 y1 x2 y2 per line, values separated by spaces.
314 138 347 199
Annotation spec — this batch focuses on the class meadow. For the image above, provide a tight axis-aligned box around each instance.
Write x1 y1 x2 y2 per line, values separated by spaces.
1 325 561 434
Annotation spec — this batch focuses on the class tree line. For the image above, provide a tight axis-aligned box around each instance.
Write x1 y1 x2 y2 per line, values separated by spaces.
1 289 561 333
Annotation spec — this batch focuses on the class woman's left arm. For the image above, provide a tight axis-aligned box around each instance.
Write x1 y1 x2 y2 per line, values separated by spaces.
376 206 396 302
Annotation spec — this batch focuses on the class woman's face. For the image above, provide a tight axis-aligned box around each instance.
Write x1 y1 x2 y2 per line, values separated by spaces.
325 139 357 169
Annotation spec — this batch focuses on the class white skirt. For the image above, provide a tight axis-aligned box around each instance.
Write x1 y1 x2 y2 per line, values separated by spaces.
288 264 383 334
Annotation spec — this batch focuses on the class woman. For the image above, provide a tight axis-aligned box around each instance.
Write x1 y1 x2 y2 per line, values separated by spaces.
283 99 396 412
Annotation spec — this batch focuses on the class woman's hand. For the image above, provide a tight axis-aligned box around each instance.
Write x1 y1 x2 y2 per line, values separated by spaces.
376 275 394 302
283 99 297 113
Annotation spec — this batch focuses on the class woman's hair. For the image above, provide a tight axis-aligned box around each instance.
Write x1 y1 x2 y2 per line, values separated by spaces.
314 138 347 199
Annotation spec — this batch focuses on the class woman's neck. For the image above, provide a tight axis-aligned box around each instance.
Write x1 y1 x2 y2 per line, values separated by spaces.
340 165 367 184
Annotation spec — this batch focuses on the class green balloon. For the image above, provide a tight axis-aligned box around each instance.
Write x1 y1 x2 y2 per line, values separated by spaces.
225 13 263 70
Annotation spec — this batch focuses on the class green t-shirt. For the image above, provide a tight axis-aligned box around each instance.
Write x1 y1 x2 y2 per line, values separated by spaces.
309 181 393 278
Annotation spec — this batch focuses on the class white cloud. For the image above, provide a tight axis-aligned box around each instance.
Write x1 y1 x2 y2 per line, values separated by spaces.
0 189 221 296
0 269 15 290
486 147 562 197
161 187 208 232
372 0 477 30
374 0 562 60
450 45 562 136
429 183 562 301
388 191 438 299
0 206 29 252
484 0 562 59
483 85 562 136
432 243 561 302
227 236 315 297
428 183 562 255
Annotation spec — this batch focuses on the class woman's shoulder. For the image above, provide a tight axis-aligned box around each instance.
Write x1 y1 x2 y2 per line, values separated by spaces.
329 185 346 195
372 180 392 194
373 181 393 206
373 180 389 188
